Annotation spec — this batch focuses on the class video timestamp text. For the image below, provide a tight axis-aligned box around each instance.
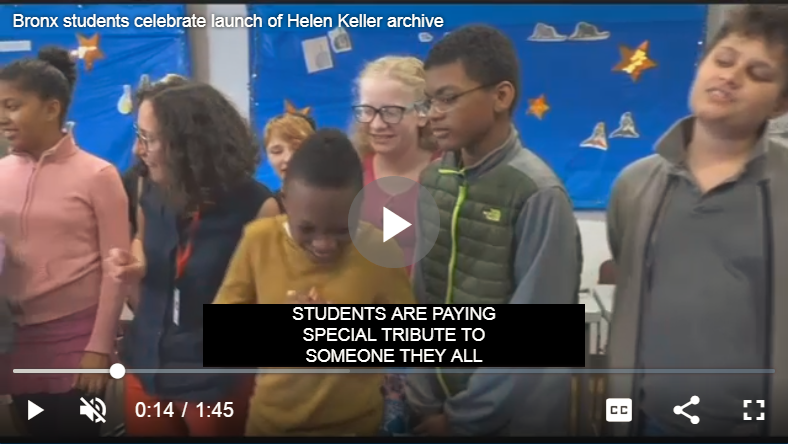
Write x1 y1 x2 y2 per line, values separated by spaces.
135 401 234 418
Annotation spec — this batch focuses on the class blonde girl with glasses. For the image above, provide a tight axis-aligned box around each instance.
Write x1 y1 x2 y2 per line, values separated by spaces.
351 56 439 277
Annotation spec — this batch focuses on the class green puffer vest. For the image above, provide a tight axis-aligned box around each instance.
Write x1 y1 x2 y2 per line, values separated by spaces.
418 139 539 396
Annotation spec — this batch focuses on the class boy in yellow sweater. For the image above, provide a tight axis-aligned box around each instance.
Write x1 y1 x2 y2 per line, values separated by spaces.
213 129 415 436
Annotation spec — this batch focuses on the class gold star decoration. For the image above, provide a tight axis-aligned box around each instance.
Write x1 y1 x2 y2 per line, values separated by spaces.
285 99 311 116
527 94 550 120
613 41 657 82
75 34 105 72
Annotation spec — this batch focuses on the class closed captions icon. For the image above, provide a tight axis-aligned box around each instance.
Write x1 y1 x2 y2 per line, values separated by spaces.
606 398 632 422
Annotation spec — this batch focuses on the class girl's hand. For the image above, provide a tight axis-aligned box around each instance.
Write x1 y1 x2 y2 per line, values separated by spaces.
73 352 111 396
106 248 145 284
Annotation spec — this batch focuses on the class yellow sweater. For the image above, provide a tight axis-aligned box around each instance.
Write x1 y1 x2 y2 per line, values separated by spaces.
214 215 415 436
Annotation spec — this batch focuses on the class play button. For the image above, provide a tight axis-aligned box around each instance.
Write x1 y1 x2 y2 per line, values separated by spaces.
28 400 43 420
382 208 411 242
349 175 440 269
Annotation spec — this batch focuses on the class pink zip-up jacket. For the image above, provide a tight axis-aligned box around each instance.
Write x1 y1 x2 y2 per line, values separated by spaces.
0 134 129 354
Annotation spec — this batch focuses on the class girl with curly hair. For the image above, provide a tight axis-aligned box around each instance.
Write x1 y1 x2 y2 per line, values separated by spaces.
107 82 272 436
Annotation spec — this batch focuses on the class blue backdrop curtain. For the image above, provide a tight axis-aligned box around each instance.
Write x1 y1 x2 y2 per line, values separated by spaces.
249 4 707 208
0 4 192 172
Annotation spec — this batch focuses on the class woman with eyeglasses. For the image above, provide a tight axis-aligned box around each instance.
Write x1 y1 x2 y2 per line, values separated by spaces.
0 47 129 437
122 75 188 246
117 76 188 358
106 82 272 437
258 101 317 217
351 56 438 276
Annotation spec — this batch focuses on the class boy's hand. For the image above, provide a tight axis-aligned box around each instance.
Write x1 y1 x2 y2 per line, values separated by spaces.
286 287 330 304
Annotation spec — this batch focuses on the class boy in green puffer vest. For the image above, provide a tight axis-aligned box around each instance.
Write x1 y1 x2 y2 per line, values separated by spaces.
407 25 583 437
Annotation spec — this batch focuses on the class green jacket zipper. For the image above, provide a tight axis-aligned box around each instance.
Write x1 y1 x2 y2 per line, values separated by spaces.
435 167 468 397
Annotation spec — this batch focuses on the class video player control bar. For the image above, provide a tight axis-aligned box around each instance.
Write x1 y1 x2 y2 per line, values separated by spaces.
14 365 776 378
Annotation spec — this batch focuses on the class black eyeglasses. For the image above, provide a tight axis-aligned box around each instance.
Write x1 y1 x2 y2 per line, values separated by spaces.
134 124 158 153
419 83 495 114
352 103 424 125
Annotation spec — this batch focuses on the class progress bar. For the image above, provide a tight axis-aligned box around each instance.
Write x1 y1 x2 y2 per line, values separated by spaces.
13 365 776 380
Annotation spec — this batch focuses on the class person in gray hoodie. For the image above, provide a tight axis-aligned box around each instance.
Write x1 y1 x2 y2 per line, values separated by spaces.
605 4 787 437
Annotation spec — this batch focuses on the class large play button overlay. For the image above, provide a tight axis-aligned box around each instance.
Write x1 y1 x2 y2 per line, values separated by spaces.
382 208 411 242
349 175 440 269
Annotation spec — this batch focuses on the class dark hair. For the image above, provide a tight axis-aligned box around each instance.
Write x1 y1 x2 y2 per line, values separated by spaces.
285 128 363 191
708 5 787 56
424 25 520 113
0 46 77 123
129 75 190 179
135 74 189 107
145 82 261 211
708 5 787 95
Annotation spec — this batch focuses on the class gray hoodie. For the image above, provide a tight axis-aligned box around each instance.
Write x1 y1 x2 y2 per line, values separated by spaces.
605 117 787 436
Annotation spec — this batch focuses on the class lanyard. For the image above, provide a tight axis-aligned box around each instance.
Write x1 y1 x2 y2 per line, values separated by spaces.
175 212 201 280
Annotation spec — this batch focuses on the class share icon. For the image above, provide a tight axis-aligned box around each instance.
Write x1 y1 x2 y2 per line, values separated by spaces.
673 395 700 424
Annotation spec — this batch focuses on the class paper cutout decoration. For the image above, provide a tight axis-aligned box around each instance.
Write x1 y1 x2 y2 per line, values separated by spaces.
568 22 610 41
610 112 640 138
74 34 104 72
328 26 352 53
0 40 31 53
138 74 151 91
580 122 608 150
527 94 550 120
613 41 657 82
302 36 333 74
418 32 434 43
117 85 133 115
118 74 183 116
285 99 311 116
528 23 567 42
